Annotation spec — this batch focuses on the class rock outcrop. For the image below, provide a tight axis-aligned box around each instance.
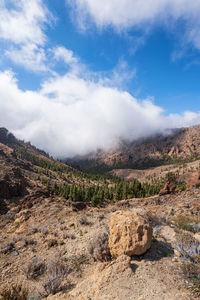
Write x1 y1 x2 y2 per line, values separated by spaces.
109 211 152 257
159 181 176 196
0 167 27 199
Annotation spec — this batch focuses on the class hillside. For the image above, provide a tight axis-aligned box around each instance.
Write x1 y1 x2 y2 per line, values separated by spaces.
68 125 200 172
0 128 163 213
0 128 200 299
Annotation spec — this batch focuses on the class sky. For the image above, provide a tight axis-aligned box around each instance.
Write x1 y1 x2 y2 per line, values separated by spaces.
0 0 200 158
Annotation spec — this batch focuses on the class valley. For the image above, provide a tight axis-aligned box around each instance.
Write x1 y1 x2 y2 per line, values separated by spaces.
0 127 199 299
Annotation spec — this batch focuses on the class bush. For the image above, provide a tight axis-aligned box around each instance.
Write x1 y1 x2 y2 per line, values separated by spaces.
46 239 58 248
182 262 200 296
23 238 37 246
0 283 29 300
22 257 46 280
87 231 111 262
67 254 89 272
77 215 89 225
0 242 15 254
42 256 70 295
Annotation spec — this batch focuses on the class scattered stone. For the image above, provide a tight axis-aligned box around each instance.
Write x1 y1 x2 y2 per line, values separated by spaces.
189 222 200 233
13 250 19 256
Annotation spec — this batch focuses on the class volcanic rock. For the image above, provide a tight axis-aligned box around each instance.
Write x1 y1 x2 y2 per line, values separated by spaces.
109 211 152 258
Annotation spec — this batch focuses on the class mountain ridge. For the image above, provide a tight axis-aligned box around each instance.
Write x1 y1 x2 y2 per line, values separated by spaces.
67 125 200 172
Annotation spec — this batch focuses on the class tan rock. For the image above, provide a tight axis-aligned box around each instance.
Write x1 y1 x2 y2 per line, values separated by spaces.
68 255 132 300
13 216 25 225
46 292 66 300
109 211 152 258
159 181 176 196
194 232 200 242
15 223 27 234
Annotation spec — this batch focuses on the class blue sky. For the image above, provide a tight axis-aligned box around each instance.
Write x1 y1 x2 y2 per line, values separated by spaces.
0 0 200 157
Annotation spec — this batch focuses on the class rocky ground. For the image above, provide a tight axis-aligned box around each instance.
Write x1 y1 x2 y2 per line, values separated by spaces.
0 188 199 299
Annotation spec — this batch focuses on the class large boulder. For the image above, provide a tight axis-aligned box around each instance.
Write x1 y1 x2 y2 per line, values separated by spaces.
109 211 152 257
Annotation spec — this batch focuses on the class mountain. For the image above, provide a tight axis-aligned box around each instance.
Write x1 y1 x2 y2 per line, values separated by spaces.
67 125 200 172
0 127 199 299
0 128 162 214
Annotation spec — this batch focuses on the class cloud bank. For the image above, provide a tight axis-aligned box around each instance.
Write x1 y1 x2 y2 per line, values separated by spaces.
0 70 200 158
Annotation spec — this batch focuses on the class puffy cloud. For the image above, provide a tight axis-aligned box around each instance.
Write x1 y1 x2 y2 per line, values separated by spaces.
6 43 48 72
53 46 78 65
0 0 52 71
0 0 51 45
0 70 200 158
68 0 200 50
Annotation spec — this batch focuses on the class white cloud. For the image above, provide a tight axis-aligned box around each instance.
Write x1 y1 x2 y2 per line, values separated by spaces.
0 70 199 158
0 0 52 71
0 0 50 45
97 60 136 89
68 0 200 50
6 44 48 72
53 46 78 65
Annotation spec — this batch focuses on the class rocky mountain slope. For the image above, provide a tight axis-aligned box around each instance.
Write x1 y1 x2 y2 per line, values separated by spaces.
0 127 199 299
0 128 165 214
68 125 200 172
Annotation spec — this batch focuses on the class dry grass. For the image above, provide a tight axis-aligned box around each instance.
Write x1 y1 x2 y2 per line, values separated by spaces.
172 215 200 232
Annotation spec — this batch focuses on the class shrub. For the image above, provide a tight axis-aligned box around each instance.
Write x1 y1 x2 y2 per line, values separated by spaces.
87 231 111 262
182 262 200 296
0 242 15 254
23 238 37 246
196 183 200 189
31 227 38 234
67 254 89 272
42 257 70 295
40 227 49 236
0 283 29 300
46 239 58 248
22 257 46 280
77 215 89 226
